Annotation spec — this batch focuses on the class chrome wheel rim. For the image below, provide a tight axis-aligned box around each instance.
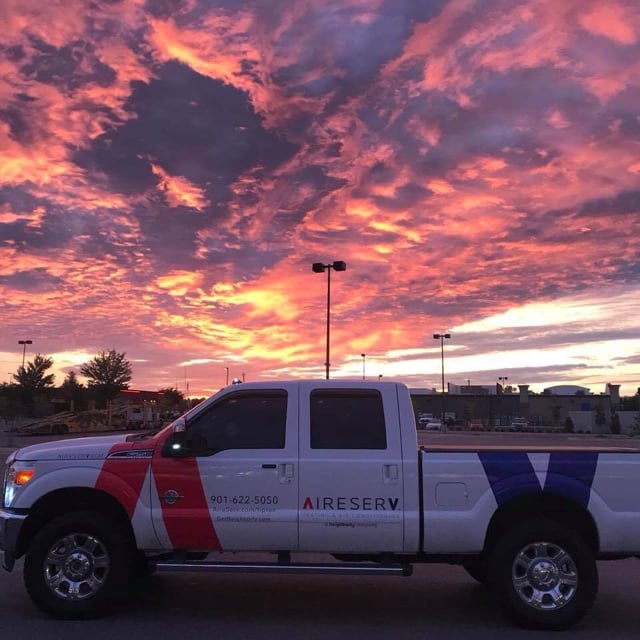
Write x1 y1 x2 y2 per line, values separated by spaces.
43 533 109 600
511 541 578 611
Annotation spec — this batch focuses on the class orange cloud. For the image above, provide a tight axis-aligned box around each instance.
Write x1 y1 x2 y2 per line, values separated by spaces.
580 3 637 45
151 164 208 210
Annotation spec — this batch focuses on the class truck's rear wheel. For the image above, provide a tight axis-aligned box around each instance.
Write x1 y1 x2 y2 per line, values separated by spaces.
24 511 131 619
487 518 597 630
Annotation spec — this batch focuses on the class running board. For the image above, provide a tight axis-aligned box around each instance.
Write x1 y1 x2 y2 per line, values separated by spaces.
153 560 413 577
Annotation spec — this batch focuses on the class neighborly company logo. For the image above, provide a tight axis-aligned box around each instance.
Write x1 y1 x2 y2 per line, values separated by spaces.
303 496 400 511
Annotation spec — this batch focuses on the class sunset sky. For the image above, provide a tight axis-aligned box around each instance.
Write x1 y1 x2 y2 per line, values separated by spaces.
1 0 639 398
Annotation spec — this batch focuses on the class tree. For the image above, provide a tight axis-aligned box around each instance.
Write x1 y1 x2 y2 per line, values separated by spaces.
552 404 561 426
610 413 621 435
13 354 55 392
595 403 606 431
80 350 132 407
61 370 86 411
158 387 185 414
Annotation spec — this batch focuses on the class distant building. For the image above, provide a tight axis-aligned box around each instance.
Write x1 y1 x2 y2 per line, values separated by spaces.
543 385 591 395
410 382 623 434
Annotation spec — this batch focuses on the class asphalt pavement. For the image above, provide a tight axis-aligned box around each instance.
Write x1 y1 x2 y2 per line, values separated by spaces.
0 554 639 639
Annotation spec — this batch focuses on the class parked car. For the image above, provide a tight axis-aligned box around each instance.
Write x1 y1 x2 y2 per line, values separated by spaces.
511 417 528 431
424 419 446 432
468 418 484 431
417 414 436 429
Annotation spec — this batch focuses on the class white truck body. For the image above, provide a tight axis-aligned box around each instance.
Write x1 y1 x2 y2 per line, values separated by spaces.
2 380 640 628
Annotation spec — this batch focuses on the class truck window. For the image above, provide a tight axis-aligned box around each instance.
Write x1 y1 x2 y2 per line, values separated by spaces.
188 390 287 450
310 389 387 449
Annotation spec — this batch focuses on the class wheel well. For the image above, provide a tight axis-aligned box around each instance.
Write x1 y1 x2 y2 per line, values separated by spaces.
483 492 599 555
16 488 136 558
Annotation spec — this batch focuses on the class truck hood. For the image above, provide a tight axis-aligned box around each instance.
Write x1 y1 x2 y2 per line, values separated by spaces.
13 434 141 462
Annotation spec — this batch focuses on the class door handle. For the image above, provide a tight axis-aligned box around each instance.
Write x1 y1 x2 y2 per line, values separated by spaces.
279 463 294 484
383 464 399 483
262 464 277 469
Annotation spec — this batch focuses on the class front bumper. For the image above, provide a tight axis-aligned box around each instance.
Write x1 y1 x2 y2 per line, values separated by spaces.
0 508 27 571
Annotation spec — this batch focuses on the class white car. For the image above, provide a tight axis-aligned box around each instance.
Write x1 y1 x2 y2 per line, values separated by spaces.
423 419 446 432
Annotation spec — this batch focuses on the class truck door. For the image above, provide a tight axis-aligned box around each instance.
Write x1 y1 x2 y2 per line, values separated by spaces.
151 387 298 551
297 384 404 552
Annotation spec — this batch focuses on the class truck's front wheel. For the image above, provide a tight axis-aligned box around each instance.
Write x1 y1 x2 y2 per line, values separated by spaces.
24 511 131 619
487 518 598 630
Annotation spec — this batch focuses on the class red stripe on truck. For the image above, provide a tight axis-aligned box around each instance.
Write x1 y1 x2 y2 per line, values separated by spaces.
151 452 221 550
95 443 151 519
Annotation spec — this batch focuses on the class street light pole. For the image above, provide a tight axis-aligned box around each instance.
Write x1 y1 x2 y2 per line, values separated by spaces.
224 367 229 386
433 333 451 422
312 261 347 379
18 339 32 369
361 353 366 380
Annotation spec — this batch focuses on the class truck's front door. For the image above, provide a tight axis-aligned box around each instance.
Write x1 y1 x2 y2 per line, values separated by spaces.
151 387 298 551
297 383 405 552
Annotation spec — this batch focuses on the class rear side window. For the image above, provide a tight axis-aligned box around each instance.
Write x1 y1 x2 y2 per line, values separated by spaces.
188 391 287 451
310 389 387 449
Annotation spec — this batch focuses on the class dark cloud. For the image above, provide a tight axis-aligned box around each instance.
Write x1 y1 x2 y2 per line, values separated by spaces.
145 0 190 20
0 187 42 214
581 190 640 217
0 100 35 145
372 182 433 210
273 0 446 104
0 269 63 292
20 39 116 91
74 61 297 197
129 198 209 267
0 214 70 251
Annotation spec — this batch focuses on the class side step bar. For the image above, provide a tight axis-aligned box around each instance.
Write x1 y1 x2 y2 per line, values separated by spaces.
154 560 413 577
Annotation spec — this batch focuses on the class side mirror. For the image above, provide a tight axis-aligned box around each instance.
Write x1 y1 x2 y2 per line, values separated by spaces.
162 431 192 457
172 417 186 433
161 429 212 457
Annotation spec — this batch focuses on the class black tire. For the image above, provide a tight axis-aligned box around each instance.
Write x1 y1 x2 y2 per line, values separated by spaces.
463 558 487 585
24 511 133 619
487 518 598 630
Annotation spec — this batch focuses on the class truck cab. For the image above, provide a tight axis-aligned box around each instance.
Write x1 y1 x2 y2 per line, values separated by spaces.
157 380 419 553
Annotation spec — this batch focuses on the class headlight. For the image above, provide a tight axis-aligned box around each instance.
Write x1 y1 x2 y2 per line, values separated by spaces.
3 463 35 508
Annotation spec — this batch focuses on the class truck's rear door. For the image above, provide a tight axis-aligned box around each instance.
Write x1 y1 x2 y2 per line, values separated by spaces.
297 382 405 552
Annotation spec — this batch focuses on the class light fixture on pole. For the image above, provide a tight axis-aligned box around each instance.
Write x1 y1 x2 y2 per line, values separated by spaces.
361 353 366 380
433 333 451 421
312 261 347 379
18 339 32 369
498 376 508 393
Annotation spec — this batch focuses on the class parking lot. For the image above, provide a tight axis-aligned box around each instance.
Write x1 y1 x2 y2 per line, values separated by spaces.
0 550 638 639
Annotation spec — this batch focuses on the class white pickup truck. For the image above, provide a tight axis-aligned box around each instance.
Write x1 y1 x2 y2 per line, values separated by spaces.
2 380 639 629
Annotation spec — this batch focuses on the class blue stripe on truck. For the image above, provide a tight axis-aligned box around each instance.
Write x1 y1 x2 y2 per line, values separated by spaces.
478 452 599 508
543 452 599 508
478 452 541 506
